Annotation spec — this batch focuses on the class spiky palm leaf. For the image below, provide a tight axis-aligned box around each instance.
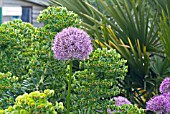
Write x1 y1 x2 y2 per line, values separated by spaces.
159 13 170 61
47 0 161 52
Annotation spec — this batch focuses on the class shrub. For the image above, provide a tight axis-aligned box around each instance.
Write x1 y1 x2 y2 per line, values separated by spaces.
37 6 82 33
0 19 67 106
2 89 64 114
0 19 35 77
22 28 67 102
0 6 83 108
82 48 128 77
0 18 68 104
71 48 128 112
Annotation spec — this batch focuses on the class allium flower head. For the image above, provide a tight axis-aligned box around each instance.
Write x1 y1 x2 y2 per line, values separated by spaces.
163 92 170 101
160 77 170 94
163 92 170 110
52 27 93 60
113 96 131 106
146 94 170 114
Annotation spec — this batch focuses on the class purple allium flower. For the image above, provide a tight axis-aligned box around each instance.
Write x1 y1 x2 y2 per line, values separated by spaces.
113 96 131 106
146 94 170 114
163 92 170 100
160 77 170 94
52 27 93 60
163 92 170 111
107 108 116 114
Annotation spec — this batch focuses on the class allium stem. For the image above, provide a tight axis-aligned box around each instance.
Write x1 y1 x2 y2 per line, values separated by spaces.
66 60 72 114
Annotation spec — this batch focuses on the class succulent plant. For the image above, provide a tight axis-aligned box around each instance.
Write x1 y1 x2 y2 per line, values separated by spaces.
37 6 82 33
71 48 128 112
2 89 64 114
0 19 36 77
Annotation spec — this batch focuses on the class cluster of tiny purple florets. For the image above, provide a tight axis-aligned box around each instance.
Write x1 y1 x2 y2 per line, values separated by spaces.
146 94 170 114
160 77 170 94
146 77 170 114
107 96 131 114
113 96 131 106
52 27 93 60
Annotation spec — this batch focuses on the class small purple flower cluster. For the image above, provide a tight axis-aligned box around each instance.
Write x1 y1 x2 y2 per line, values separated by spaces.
52 27 93 60
113 96 131 106
107 96 131 114
146 94 170 114
146 77 170 114
160 77 170 94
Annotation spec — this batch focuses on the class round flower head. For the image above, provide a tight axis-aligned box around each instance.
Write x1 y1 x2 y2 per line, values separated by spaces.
163 92 170 101
113 96 131 106
163 92 170 111
52 27 93 60
160 77 170 94
146 94 170 114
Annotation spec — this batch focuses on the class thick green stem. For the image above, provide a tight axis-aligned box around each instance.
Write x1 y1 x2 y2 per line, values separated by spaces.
66 60 72 114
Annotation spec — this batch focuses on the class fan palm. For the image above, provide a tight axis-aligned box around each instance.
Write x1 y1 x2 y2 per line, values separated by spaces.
158 0 170 61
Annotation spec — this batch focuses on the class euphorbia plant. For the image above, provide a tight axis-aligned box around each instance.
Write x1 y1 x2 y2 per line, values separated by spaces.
2 89 64 114
71 48 128 112
0 19 35 77
37 6 82 33
52 27 93 113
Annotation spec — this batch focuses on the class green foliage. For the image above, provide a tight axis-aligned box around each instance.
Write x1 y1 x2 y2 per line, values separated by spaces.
0 19 67 106
0 17 68 103
0 72 20 109
159 10 170 62
83 48 128 77
0 6 83 110
156 0 170 16
2 89 64 114
76 107 100 114
37 6 82 33
108 104 145 114
71 48 128 112
0 72 18 94
0 110 5 114
22 27 67 103
0 19 36 77
46 0 96 25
